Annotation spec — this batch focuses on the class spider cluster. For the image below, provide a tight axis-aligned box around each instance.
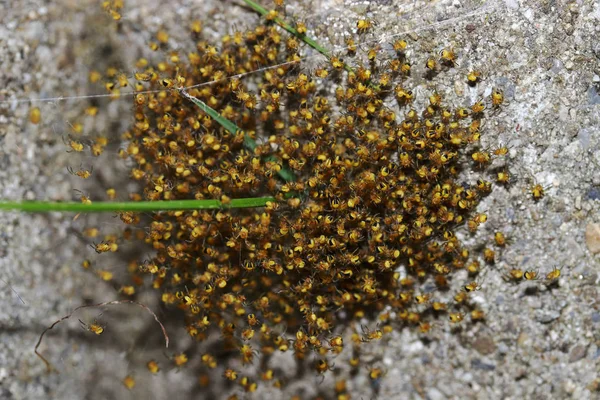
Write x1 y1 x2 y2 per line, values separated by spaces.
79 3 537 398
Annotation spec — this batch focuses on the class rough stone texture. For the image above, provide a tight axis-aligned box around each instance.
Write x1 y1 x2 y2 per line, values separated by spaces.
586 223 600 254
1 0 600 399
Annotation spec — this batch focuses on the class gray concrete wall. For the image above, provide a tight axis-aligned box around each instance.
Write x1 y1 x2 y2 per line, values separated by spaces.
1 0 599 399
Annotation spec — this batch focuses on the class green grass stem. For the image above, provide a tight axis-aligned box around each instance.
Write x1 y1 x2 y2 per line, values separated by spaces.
0 27 306 216
0 197 276 213
179 89 296 182
242 0 354 74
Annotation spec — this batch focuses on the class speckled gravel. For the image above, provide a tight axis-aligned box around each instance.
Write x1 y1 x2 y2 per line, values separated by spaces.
1 0 599 399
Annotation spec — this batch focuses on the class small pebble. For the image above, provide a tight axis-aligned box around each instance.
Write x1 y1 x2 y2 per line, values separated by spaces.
578 128 591 150
587 379 600 392
471 358 496 371
585 223 600 254
497 342 509 355
517 332 529 347
472 335 496 355
589 86 600 105
568 344 587 363
454 80 464 96
586 187 600 200
427 387 445 400
534 310 560 324
564 379 577 394
565 237 584 258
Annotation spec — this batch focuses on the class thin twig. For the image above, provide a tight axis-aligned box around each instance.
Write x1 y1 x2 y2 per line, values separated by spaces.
0 277 26 305
35 300 169 373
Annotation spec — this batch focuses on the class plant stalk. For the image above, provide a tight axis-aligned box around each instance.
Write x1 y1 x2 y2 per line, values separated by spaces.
0 197 276 213
179 89 296 182
242 0 354 74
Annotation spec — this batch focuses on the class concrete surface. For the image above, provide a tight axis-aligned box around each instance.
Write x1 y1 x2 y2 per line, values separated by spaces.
1 0 599 399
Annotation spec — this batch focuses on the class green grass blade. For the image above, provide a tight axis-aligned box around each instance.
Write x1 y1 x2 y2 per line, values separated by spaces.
241 0 331 57
179 89 296 182
264 155 296 182
180 90 257 151
179 89 240 136
0 197 276 213
242 0 354 74
0 90 299 215
241 0 384 89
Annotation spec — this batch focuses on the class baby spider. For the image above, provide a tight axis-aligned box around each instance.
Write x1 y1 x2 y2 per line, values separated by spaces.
439 47 457 66
345 37 357 55
463 280 482 292
524 269 539 281
368 366 386 394
530 183 549 201
425 57 437 74
73 189 92 205
122 375 135 390
467 213 488 233
147 360 160 374
79 315 105 335
314 358 334 374
91 240 117 253
63 135 86 153
415 293 432 304
295 21 307 35
29 107 41 124
449 312 464 323
467 70 481 86
466 260 481 275
471 150 491 167
368 366 385 381
454 291 469 304
492 144 511 157
470 309 485 321
356 19 375 34
431 301 447 312
544 266 563 285
471 100 485 115
418 321 434 334
496 169 513 185
223 368 238 381
494 231 508 247
173 352 188 367
360 324 383 342
491 88 504 107
67 164 93 179
503 268 524 282
392 39 408 55
483 247 496 264
525 171 552 201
